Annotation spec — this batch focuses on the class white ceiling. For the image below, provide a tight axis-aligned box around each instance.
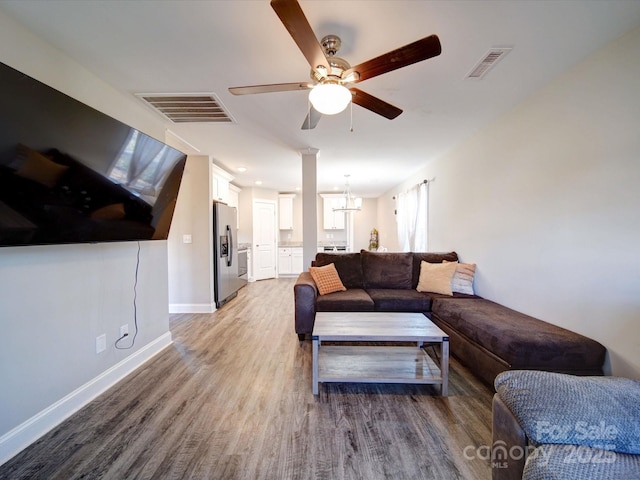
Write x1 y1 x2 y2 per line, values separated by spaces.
2 0 640 197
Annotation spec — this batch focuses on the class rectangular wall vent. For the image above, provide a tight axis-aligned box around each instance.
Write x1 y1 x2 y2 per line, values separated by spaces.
466 47 512 80
136 93 235 124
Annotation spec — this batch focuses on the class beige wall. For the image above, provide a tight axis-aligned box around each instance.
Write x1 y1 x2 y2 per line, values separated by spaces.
379 26 640 378
167 155 214 312
353 198 378 252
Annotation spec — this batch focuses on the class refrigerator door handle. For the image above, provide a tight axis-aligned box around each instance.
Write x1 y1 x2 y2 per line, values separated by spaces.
227 224 233 267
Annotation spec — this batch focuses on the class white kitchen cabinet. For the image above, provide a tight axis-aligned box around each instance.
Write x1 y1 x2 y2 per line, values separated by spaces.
211 164 234 204
278 194 295 230
228 184 240 208
292 247 304 273
247 248 254 282
278 247 303 275
278 247 292 275
320 194 345 230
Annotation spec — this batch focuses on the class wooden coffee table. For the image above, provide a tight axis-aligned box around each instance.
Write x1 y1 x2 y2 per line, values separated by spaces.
312 312 449 395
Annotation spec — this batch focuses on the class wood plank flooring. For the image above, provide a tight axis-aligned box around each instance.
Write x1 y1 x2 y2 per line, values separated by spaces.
0 278 494 479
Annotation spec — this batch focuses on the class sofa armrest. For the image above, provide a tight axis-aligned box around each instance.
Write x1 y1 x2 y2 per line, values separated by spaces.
492 394 528 480
495 371 640 455
294 272 318 339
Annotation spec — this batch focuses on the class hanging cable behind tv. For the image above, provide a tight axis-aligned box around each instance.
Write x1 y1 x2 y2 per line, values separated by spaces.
115 242 140 350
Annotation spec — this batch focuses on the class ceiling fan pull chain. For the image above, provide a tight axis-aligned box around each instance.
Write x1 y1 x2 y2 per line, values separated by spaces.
307 97 313 139
350 100 354 133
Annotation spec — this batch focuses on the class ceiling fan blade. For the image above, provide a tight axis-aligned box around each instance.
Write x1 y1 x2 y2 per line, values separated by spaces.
270 0 330 74
345 34 441 83
301 106 322 130
229 82 313 95
349 88 402 120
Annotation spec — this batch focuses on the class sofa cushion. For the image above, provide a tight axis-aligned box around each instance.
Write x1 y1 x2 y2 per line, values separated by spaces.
366 289 433 312
314 252 364 289
361 250 413 289
432 298 606 371
495 370 640 455
316 288 374 312
523 444 640 480
411 252 459 288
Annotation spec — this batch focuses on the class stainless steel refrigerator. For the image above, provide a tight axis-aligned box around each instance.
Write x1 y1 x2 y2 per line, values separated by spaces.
213 202 246 308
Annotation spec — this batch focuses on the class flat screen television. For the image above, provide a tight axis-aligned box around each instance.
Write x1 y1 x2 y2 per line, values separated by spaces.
0 61 187 247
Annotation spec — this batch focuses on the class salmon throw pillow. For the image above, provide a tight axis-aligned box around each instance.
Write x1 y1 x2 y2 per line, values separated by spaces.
309 263 347 296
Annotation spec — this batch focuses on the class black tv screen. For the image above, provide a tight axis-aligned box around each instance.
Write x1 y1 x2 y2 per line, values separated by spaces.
0 61 187 247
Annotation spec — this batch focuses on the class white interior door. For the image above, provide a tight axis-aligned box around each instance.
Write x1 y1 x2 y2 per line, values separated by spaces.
253 200 276 281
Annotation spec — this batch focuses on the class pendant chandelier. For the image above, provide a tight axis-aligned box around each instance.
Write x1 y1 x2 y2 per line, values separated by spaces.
333 174 362 212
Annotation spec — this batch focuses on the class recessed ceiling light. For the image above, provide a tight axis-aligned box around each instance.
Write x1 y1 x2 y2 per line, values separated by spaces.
255 180 262 185
237 166 247 172
295 186 301 191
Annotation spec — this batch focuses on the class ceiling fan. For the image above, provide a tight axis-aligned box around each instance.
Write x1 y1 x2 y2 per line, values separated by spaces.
228 0 442 130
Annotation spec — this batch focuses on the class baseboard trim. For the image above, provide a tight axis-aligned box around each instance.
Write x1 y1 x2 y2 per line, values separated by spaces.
169 303 215 313
0 332 173 466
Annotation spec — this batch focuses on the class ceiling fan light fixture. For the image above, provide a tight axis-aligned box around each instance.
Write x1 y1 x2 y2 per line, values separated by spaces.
309 83 351 115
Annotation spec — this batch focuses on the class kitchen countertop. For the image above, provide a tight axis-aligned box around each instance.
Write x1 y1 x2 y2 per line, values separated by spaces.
278 242 303 247
278 241 349 248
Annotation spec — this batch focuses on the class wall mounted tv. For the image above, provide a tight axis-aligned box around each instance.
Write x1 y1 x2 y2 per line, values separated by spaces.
0 61 187 248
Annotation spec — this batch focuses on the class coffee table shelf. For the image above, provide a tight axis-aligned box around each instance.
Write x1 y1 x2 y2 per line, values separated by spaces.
318 345 443 384
312 312 449 395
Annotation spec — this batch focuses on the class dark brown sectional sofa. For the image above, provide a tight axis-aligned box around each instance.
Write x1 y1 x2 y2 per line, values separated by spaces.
294 250 606 385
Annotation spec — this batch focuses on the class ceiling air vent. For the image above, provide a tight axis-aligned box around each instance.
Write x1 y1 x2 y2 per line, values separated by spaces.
136 93 235 123
466 47 512 80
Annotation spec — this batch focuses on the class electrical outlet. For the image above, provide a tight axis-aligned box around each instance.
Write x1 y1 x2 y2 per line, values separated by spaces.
96 334 106 354
183 234 192 244
120 324 129 338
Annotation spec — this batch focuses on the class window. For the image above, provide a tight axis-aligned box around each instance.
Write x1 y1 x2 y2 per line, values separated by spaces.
396 181 428 252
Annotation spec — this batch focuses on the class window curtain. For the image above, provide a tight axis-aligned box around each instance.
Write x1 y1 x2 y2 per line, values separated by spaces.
396 181 428 252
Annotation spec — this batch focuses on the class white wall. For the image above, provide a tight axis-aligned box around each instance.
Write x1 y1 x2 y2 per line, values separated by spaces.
379 27 640 379
0 11 176 462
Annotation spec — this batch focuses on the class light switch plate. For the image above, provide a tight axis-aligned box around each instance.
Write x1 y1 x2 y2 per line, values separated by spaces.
96 334 106 354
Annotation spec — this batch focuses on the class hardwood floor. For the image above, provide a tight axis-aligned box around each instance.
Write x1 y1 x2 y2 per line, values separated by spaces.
0 278 494 479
